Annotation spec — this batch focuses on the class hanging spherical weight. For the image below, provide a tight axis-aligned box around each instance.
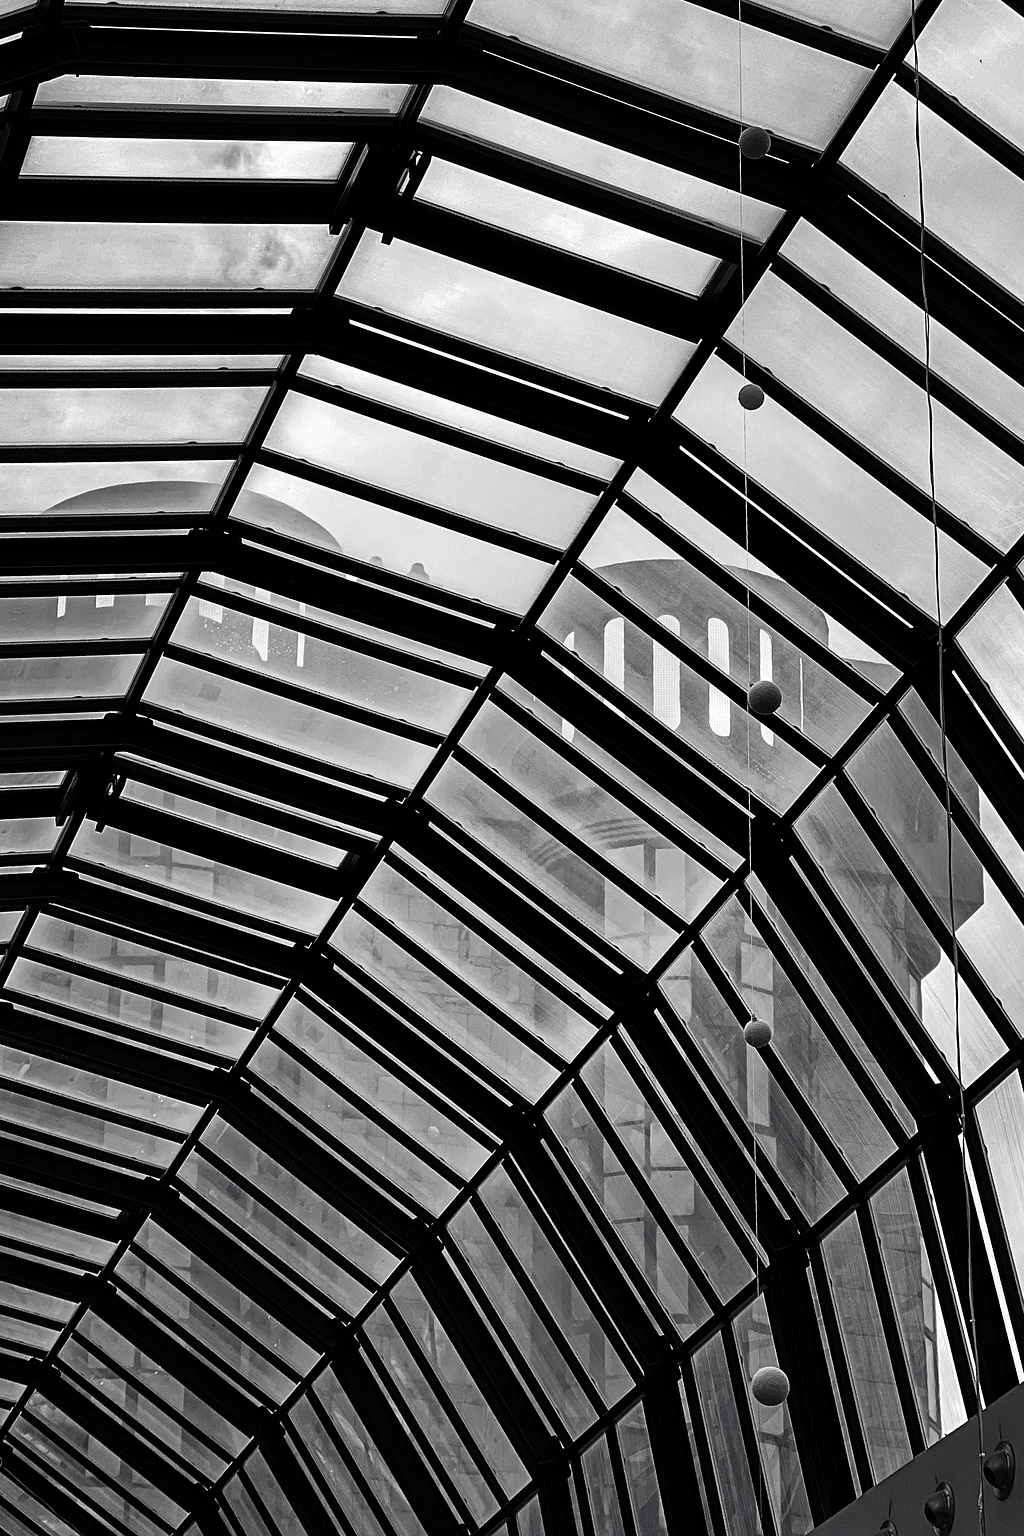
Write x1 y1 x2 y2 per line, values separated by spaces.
739 125 772 160
738 382 764 410
747 679 782 717
750 1366 790 1407
743 1017 773 1048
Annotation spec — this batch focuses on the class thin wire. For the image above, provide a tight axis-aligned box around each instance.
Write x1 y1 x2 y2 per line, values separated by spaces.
908 2 985 1528
736 13 768 1536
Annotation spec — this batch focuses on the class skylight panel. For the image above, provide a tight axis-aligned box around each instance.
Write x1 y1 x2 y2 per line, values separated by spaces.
36 76 410 113
0 386 266 444
917 0 1024 153
21 138 355 182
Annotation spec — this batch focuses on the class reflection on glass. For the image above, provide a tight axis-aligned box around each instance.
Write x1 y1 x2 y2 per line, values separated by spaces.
22 137 353 180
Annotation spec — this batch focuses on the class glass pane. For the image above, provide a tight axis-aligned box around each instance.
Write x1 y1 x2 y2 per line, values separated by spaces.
339 233 694 404
0 386 264 444
0 223 339 290
693 1332 760 1536
266 388 594 544
36 77 409 112
0 590 167 641
235 462 551 612
733 1296 812 1536
421 86 784 239
0 655 140 702
416 159 718 293
871 1167 966 1443
467 0 867 146
919 0 1024 152
23 137 353 180
0 459 228 515
976 1073 1024 1306
823 1213 914 1481
315 1366 430 1536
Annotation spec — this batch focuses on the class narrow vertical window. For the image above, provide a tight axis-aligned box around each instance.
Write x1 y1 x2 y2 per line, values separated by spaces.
56 595 66 619
252 588 271 662
561 631 576 742
604 617 624 691
708 616 731 737
654 615 681 729
296 602 307 669
759 628 774 745
95 593 114 610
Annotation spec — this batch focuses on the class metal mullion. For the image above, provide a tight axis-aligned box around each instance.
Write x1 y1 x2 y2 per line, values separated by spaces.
415 123 748 263
0 1118 157 1182
242 1067 428 1229
62 2 445 32
384 847 608 1027
665 426 935 649
693 936 860 1193
416 805 642 990
453 743 686 935
787 839 961 1092
610 1032 764 1272
904 1153 979 1420
716 338 999 569
0 579 179 598
0 639 149 660
289 373 604 495
7 179 336 223
139 701 406 806
440 1226 584 1441
191 580 481 691
0 695 125 717
644 997 807 1234
0 442 241 464
304 1388 404 1536
718 1325 780 1536
618 487 882 704
255 445 559 565
359 1318 476 1529
738 887 910 1148
806 1242 874 1493
855 1203 927 1456
265 1026 472 1189
680 1354 728 1536
48 1368 200 1502
161 640 444 750
464 1195 607 1418
492 686 734 878
0 289 312 309
0 1178 118 1240
349 897 566 1071
775 256 1024 473
570 1077 723 1313
62 856 305 949
888 699 1024 941
383 1298 511 1507
839 771 1019 1050
574 560 830 767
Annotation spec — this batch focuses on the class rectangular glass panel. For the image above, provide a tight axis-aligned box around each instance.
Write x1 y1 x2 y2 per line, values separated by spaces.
331 905 558 1096
36 77 409 112
122 780 347 867
314 1365 430 1536
0 817 57 852
0 1081 181 1168
674 353 987 618
0 223 339 290
417 159 718 294
236 462 551 612
0 459 228 515
339 232 694 404
23 137 353 180
0 655 140 702
144 655 433 787
68 820 336 934
692 1332 761 1536
0 386 265 444
421 86 783 240
733 1296 813 1536
466 0 868 148
1 590 168 642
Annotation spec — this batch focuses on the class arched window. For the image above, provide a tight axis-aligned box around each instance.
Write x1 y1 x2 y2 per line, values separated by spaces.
708 617 731 737
654 615 681 729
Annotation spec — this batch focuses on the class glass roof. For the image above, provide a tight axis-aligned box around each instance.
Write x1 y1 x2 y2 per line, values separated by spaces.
0 3 1022 1535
